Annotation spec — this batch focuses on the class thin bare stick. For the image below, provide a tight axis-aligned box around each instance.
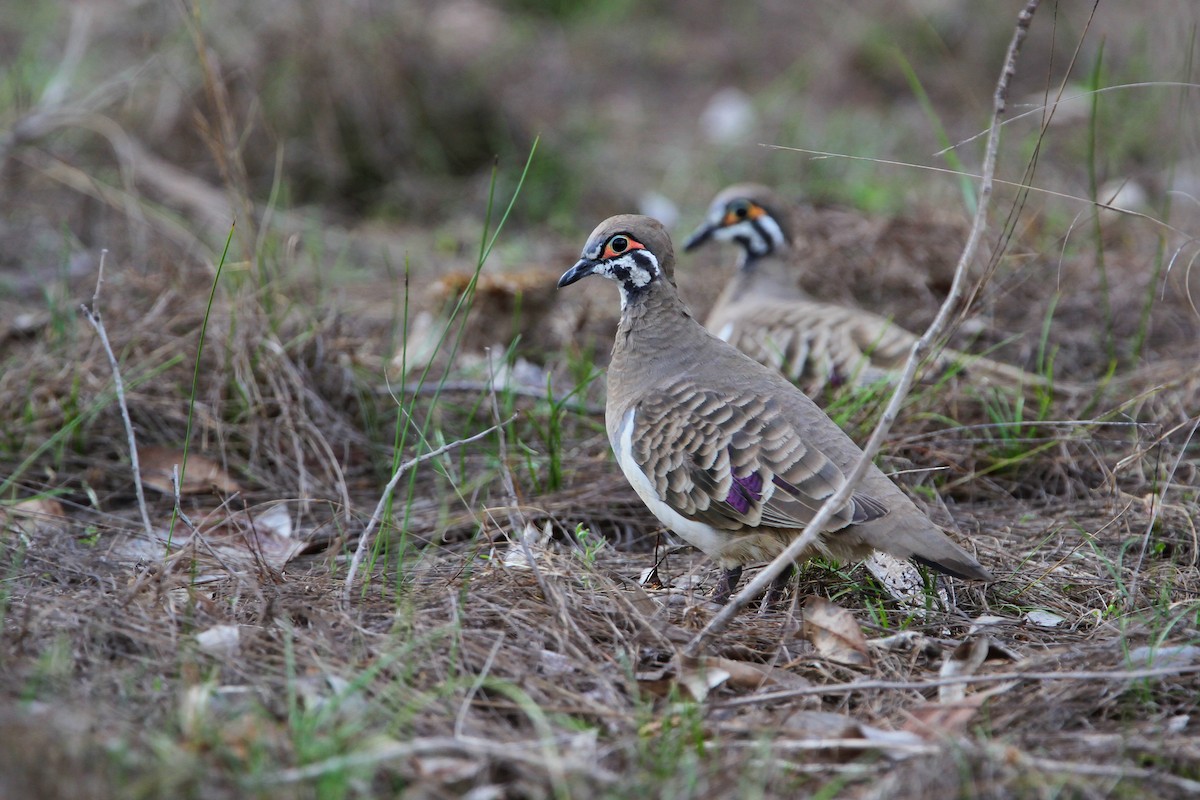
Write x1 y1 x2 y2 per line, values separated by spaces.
714 662 1200 709
684 0 1042 658
80 251 154 538
1008 749 1200 795
486 350 529 535
342 415 516 600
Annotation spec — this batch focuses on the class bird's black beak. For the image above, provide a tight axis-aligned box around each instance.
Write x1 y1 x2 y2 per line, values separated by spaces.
682 221 717 252
557 258 597 288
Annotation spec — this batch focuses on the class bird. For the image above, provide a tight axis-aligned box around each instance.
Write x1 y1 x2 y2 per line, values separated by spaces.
557 214 993 602
683 183 1053 397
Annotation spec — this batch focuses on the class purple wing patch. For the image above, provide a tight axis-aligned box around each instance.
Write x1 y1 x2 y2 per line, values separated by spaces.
726 470 764 515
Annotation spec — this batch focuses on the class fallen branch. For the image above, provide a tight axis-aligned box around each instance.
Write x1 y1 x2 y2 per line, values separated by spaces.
684 0 1043 657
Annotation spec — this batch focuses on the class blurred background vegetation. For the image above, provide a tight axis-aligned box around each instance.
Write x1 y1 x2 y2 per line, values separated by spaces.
2 0 1196 274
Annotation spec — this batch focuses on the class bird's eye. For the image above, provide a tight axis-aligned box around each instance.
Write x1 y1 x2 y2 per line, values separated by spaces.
731 201 750 220
608 236 629 254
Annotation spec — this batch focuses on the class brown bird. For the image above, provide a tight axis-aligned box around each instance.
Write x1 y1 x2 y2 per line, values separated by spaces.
683 184 1051 396
557 215 992 601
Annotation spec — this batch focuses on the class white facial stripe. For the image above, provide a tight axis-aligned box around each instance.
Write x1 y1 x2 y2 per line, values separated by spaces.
711 209 786 257
619 253 653 288
755 214 785 251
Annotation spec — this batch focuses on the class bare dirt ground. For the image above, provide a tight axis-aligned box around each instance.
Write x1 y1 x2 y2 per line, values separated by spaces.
1 1 1199 797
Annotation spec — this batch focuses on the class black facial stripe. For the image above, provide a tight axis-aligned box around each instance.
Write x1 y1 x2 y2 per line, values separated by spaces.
630 248 655 269
609 248 658 294
749 218 775 255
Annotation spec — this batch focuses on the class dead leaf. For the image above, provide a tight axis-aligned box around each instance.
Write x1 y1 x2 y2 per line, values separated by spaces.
253 504 293 540
636 654 807 702
1 497 68 536
196 625 240 658
803 596 872 667
904 698 987 739
502 520 552 568
939 636 1021 704
1025 609 1066 628
109 501 316 572
868 630 940 656
782 709 863 739
863 551 948 614
686 655 810 692
140 446 240 495
677 660 730 701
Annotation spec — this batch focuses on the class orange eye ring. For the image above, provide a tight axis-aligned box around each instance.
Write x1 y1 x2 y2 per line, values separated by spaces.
603 234 644 259
723 201 762 226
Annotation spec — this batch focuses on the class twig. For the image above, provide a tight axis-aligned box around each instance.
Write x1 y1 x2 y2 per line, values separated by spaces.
486 351 528 535
169 465 245 579
342 416 517 600
1007 748 1200 794
683 0 1042 658
713 662 1200 709
80 251 154 538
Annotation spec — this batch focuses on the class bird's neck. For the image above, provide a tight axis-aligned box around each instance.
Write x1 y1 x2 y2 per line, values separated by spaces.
718 249 807 308
611 282 704 382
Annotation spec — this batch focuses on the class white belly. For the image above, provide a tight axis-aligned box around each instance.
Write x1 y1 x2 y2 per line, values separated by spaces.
612 408 730 559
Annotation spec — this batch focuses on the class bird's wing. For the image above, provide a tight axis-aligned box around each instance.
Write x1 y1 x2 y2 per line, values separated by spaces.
628 380 888 534
721 301 918 388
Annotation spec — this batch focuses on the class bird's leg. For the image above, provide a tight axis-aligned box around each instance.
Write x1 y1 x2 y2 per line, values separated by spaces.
712 565 743 605
762 563 797 607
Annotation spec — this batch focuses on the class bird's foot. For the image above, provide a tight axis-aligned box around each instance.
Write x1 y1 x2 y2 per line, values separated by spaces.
711 565 743 605
760 564 797 610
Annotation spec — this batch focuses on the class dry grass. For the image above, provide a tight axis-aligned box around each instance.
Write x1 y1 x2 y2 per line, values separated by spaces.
2 1 1200 798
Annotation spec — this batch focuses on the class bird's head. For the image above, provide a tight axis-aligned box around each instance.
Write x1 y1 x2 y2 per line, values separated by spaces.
683 183 790 260
558 215 675 307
